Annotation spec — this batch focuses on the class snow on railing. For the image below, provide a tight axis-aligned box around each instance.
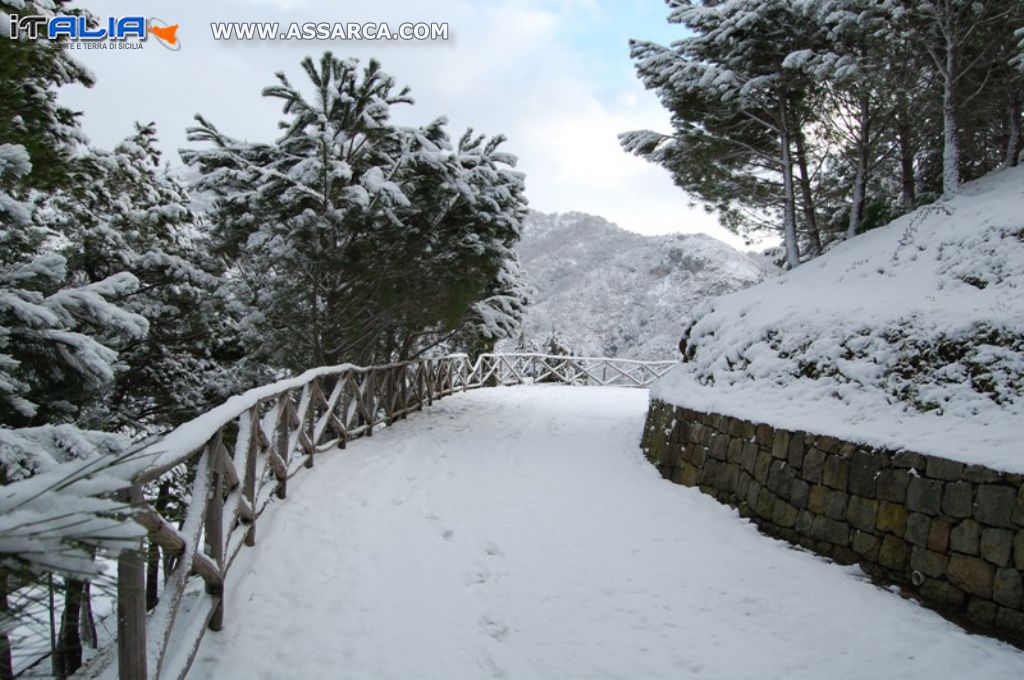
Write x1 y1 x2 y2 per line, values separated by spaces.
74 353 674 680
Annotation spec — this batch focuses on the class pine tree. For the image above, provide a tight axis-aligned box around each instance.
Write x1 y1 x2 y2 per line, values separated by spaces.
184 53 528 369
622 0 826 268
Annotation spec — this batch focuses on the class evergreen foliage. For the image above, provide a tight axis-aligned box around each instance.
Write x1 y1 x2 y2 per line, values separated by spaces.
623 0 1024 264
184 53 529 369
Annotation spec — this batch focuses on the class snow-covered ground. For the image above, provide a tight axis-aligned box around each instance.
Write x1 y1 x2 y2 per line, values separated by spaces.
657 166 1024 472
188 386 1023 679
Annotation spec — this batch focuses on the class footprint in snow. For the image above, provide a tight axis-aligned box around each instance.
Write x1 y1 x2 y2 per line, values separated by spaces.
482 541 504 558
479 615 509 642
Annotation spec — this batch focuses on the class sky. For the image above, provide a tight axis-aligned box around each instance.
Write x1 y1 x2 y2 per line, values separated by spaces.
56 0 752 249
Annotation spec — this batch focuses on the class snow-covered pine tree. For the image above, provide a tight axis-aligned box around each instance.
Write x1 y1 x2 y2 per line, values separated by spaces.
42 123 242 432
621 0 823 268
184 53 527 369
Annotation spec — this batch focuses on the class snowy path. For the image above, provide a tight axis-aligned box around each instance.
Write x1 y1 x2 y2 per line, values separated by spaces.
188 386 1024 680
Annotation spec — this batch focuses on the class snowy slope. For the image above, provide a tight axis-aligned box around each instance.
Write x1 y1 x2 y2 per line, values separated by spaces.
501 212 771 360
654 166 1024 471
188 387 1024 679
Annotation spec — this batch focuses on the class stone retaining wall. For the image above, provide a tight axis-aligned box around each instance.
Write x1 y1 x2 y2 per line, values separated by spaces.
641 399 1024 647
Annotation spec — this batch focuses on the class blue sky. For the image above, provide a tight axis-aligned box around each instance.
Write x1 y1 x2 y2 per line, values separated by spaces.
56 0 748 247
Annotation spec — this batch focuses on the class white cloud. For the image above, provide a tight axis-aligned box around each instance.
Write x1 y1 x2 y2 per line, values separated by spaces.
57 0 756 249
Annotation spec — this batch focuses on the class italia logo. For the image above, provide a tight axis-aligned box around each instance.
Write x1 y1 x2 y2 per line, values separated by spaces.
8 15 181 50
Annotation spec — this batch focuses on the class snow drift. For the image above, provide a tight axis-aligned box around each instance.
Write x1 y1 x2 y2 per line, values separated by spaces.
654 166 1024 471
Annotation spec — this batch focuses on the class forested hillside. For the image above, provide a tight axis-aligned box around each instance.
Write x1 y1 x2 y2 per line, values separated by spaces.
503 212 770 359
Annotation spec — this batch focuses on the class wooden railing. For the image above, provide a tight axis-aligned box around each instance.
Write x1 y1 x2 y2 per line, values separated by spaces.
470 353 676 388
75 353 674 680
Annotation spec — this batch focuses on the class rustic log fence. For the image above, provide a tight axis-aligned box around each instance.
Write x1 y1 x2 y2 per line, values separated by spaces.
67 353 674 680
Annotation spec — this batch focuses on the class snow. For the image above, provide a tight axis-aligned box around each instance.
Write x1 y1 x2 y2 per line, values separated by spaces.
188 386 1022 679
654 165 1024 472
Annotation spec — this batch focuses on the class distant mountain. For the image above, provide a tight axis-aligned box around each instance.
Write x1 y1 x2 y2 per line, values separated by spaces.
501 211 772 360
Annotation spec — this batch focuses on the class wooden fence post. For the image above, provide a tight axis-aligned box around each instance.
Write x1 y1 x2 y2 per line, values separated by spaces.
117 485 147 680
206 436 225 632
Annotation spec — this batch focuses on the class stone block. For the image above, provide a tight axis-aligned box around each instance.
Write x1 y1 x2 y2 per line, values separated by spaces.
892 450 927 470
754 450 772 483
910 546 947 578
802 448 825 484
906 477 943 515
815 436 841 455
755 488 775 520
736 471 752 500
826 519 851 547
787 435 805 469
772 501 798 529
709 433 729 460
876 502 908 536
847 495 879 533
795 510 814 535
746 481 761 510
993 568 1024 609
724 463 742 493
951 520 981 555
920 579 966 608
808 485 828 514
926 456 965 481
879 535 909 570
876 469 911 503
771 430 790 459
980 528 1014 567
928 519 951 553
964 464 1000 484
1016 531 1024 569
1014 487 1024 526
942 482 974 519
766 460 794 498
726 438 744 464
948 554 995 598
906 512 932 547
823 456 849 491
996 608 1024 638
852 531 880 561
966 598 998 626
790 479 810 509
849 450 883 497
975 485 1016 528
755 423 773 447
825 490 849 520
741 441 758 474
811 514 830 542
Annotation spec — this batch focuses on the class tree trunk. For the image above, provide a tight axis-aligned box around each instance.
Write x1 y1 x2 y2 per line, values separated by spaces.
940 20 960 198
848 98 872 239
79 582 98 649
897 107 916 211
778 94 801 269
794 126 822 255
53 579 85 678
1004 94 1022 168
0 575 13 680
